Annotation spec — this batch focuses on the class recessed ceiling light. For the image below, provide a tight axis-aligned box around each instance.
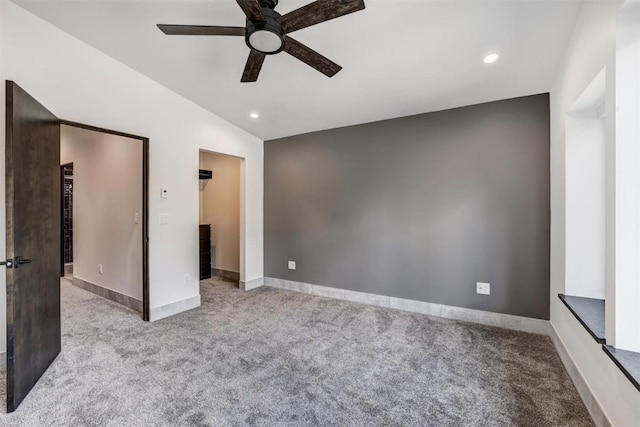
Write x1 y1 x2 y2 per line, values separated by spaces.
250 112 260 119
483 53 500 64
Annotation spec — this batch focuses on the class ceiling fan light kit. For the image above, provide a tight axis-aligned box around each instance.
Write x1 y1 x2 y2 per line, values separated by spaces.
157 0 366 82
246 6 285 54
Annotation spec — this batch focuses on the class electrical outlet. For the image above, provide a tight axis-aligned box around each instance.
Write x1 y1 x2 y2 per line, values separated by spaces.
99 264 103 275
134 212 140 224
159 213 169 225
476 282 490 295
288 261 296 270
184 273 189 285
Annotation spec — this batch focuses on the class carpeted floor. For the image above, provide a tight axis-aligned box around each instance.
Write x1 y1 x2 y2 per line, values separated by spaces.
0 278 592 426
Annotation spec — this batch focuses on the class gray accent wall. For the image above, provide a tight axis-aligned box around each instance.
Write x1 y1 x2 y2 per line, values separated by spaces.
265 94 550 319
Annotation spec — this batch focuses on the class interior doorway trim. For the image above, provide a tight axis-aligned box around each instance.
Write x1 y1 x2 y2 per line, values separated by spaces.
60 120 150 321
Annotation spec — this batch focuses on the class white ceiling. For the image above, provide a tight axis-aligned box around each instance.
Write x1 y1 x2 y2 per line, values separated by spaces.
14 0 583 140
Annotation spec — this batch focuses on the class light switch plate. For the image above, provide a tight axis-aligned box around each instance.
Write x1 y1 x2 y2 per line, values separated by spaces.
288 261 296 270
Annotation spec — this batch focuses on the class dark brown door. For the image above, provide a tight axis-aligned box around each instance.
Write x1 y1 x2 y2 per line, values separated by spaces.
5 81 61 412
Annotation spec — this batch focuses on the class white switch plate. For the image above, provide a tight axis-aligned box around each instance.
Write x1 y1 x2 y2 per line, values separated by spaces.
288 261 296 270
160 187 168 199
134 212 140 224
476 282 490 295
99 264 103 275
159 213 169 225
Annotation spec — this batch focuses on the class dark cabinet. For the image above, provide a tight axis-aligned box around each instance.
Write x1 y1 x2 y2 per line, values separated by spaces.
199 224 211 280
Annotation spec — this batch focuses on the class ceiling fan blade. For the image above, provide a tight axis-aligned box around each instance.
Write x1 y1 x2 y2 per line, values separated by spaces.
157 24 245 36
241 50 266 82
278 0 365 34
283 37 342 78
236 0 265 21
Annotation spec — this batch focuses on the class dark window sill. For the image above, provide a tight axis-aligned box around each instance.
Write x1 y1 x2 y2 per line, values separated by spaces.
558 294 606 344
602 345 640 392
558 294 640 393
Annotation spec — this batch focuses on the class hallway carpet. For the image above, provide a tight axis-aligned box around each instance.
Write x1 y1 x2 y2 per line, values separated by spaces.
0 279 592 426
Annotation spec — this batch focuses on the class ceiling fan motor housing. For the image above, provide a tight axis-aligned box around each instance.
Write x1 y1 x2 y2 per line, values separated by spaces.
246 7 285 55
259 0 278 8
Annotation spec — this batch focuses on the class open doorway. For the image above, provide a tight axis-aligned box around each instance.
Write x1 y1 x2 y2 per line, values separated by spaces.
3 82 150 412
60 122 149 319
199 151 241 286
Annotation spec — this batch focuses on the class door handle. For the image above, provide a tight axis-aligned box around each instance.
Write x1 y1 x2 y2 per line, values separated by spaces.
14 256 32 268
0 257 32 269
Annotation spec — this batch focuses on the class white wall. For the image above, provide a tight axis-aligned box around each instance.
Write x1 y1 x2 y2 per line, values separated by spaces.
0 1 264 344
565 113 606 299
200 151 241 274
61 125 143 301
550 0 640 425
614 0 640 353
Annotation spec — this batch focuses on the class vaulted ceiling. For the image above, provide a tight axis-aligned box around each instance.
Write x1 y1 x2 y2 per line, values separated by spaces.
14 0 583 140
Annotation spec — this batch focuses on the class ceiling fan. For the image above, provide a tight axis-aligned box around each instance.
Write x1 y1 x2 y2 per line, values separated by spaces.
158 0 365 82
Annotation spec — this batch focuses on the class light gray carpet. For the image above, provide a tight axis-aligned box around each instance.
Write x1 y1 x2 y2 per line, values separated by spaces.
0 278 593 426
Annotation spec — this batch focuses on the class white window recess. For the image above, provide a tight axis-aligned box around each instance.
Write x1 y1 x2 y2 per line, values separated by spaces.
565 68 607 301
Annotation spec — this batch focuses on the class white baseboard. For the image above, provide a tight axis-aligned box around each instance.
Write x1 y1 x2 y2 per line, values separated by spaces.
149 295 201 321
550 325 611 427
264 277 551 336
240 277 264 291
